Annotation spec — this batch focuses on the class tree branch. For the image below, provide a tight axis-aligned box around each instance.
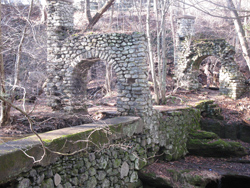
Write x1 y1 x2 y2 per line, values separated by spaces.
84 0 116 31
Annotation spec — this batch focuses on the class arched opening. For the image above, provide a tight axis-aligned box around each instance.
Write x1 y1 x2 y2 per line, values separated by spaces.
71 58 118 119
174 38 246 99
197 56 221 89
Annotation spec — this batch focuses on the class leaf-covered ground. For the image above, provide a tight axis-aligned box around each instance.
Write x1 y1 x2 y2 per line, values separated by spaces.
0 87 250 142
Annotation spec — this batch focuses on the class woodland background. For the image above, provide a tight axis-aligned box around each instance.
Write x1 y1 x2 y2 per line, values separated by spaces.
0 0 250 127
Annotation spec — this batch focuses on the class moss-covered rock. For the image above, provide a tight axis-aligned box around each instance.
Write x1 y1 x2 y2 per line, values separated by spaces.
200 118 223 137
139 167 219 188
138 170 174 188
189 130 219 140
187 137 247 157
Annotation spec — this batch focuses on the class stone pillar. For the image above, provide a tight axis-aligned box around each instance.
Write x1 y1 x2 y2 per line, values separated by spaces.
176 16 195 37
174 15 200 90
46 0 75 110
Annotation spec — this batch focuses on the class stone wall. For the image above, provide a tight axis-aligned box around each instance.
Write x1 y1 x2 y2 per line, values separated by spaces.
46 0 152 117
174 16 247 99
0 107 201 188
158 107 200 161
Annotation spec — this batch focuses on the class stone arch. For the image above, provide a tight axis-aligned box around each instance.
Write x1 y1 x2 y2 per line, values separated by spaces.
175 16 246 99
46 32 152 116
45 0 158 147
65 48 116 99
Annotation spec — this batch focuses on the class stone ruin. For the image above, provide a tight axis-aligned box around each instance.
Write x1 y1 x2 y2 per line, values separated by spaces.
45 1 247 119
45 0 153 117
174 15 247 99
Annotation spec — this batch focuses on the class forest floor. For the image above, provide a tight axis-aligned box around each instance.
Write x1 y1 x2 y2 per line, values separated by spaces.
142 153 250 187
1 85 250 182
1 86 250 140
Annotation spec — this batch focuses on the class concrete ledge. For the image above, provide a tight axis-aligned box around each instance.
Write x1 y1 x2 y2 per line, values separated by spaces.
0 116 142 184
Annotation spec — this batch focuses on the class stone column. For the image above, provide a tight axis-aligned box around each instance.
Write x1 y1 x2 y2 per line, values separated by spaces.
46 0 75 110
174 15 199 90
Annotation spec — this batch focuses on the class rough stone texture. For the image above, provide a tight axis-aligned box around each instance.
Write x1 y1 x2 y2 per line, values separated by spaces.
0 106 202 188
174 16 247 99
46 0 152 117
54 173 61 186
121 162 129 179
158 107 201 161
45 1 161 164
139 164 219 188
187 130 247 157
17 178 30 188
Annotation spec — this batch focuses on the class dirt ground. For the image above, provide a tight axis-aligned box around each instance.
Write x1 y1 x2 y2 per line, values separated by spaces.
0 87 250 141
142 154 250 186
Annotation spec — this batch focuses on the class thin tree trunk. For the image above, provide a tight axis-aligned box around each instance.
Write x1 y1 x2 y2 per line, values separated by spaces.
0 1 12 126
244 12 248 39
85 0 92 23
170 3 176 64
104 63 112 94
146 0 159 104
0 2 9 127
139 0 143 32
40 1 47 23
227 0 250 71
109 4 114 30
161 1 167 102
14 0 34 86
1 0 34 126
234 0 242 52
154 0 162 98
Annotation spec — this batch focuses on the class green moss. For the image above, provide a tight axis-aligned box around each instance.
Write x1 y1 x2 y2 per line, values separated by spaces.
164 154 173 161
138 159 147 169
187 138 247 157
194 100 214 110
181 169 192 173
109 123 123 134
189 130 219 139
42 139 52 146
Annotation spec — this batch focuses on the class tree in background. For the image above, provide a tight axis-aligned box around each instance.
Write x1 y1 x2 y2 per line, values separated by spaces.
85 0 116 31
0 0 47 126
0 1 7 126
146 0 160 104
177 0 250 72
226 0 250 71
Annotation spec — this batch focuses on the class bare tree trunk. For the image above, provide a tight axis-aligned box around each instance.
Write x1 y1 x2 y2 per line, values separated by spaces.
139 0 143 32
161 1 167 102
244 12 248 39
41 3 47 23
0 2 9 127
0 0 34 126
109 4 114 30
233 0 242 52
154 0 162 97
146 0 159 104
104 63 112 94
227 0 250 71
85 0 116 31
85 0 92 23
170 3 176 64
0 1 12 126
14 0 34 87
